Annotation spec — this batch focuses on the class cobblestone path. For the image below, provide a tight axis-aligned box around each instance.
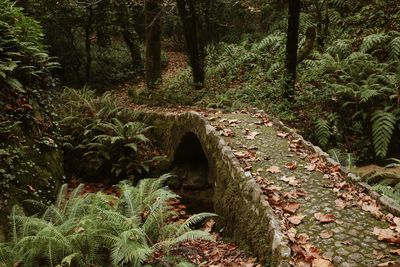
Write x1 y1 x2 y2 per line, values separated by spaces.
204 111 400 267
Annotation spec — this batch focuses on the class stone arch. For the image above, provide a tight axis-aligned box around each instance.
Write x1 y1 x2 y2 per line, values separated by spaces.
172 131 214 189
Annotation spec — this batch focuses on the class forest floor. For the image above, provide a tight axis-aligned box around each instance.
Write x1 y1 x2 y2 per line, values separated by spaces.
110 53 400 266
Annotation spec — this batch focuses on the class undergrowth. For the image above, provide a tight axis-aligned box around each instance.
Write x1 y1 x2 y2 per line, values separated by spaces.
0 175 215 267
57 88 164 181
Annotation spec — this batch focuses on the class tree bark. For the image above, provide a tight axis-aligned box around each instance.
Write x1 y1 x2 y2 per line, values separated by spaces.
284 0 301 102
145 0 162 88
118 1 143 71
177 0 205 86
297 26 316 64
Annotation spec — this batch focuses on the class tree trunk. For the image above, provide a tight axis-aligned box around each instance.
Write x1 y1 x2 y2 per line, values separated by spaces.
118 2 143 71
85 6 94 83
284 0 301 102
177 0 205 86
145 0 162 88
204 0 217 43
297 26 316 64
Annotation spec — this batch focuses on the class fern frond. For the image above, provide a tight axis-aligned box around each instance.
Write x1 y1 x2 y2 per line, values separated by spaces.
371 110 397 158
360 33 389 53
388 36 400 60
177 213 217 236
314 119 331 147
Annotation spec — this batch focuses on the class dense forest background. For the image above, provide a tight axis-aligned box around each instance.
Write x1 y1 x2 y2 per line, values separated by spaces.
0 0 399 204
13 0 399 161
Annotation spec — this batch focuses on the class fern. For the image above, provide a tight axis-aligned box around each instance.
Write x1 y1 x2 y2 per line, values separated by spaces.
371 110 397 158
0 176 215 266
360 33 389 53
388 36 400 60
314 119 331 148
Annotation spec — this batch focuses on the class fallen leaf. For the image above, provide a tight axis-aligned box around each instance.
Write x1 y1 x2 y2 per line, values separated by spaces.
287 227 297 242
312 258 333 267
297 233 309 244
304 164 316 171
266 166 281 173
204 219 215 233
245 131 260 140
277 131 289 138
303 244 321 261
288 214 305 225
393 217 400 232
373 227 400 243
342 240 352 246
377 261 396 267
220 128 234 137
319 230 333 239
267 185 282 191
373 250 387 260
283 202 301 213
285 161 297 170
279 176 300 186
314 213 335 223
334 199 346 210
390 249 400 255
361 201 381 217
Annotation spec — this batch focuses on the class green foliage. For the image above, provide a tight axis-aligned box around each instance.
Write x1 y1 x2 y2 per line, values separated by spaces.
0 175 215 267
57 88 162 180
83 118 153 179
0 0 57 130
314 119 331 148
28 0 143 87
373 184 400 204
371 110 398 158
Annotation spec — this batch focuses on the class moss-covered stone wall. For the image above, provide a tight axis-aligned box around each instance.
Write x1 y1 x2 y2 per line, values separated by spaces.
0 126 64 242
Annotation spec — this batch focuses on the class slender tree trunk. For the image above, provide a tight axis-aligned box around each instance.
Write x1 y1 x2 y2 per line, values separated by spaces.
145 0 162 88
118 2 143 71
177 0 205 86
204 0 217 43
284 0 301 102
297 26 316 64
85 6 94 83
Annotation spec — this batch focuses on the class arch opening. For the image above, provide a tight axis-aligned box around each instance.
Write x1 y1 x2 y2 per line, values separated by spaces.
170 132 214 213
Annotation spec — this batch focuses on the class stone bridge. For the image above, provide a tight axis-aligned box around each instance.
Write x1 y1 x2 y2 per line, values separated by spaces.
134 111 289 266
133 110 400 267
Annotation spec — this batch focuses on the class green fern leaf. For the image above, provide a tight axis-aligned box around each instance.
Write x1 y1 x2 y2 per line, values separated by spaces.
388 36 400 60
360 33 389 53
371 111 397 158
314 119 331 147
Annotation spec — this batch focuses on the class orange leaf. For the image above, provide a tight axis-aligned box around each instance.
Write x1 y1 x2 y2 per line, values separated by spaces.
288 214 305 225
266 166 281 173
285 161 298 170
283 201 301 213
277 131 289 138
390 249 400 255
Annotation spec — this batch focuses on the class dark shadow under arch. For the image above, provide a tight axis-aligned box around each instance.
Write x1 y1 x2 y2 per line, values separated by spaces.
170 132 214 213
